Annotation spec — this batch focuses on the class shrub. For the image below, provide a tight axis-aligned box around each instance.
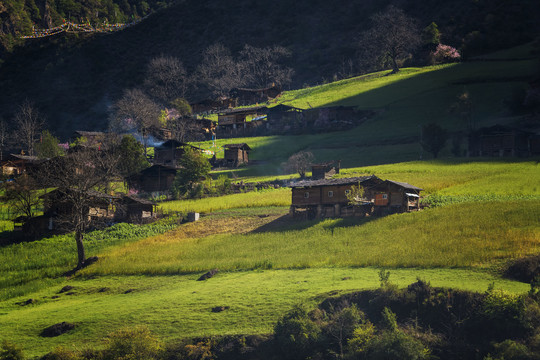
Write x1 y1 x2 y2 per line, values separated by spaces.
486 339 533 360
40 347 81 360
368 330 431 360
103 325 163 360
431 44 460 64
0 340 24 360
273 305 322 360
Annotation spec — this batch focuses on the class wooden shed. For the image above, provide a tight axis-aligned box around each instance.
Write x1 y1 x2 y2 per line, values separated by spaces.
217 106 267 130
311 161 340 180
127 164 179 194
116 195 157 223
289 176 383 218
223 143 251 166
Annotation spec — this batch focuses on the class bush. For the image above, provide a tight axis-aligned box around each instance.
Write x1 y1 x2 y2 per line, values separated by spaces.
486 339 533 360
0 340 24 360
368 330 431 360
103 325 163 360
273 305 322 360
40 347 81 360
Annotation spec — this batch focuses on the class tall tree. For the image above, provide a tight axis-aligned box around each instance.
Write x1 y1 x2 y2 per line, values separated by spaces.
36 146 120 269
171 147 211 199
2 174 40 220
282 151 314 179
111 88 161 157
117 134 149 177
144 55 189 104
196 43 244 97
13 100 44 156
239 44 294 89
35 130 63 159
358 6 421 73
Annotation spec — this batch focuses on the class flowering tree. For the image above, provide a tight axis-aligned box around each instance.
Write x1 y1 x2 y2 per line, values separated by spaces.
432 44 461 64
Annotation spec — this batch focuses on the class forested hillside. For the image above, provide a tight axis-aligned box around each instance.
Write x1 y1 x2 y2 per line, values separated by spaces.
0 0 539 138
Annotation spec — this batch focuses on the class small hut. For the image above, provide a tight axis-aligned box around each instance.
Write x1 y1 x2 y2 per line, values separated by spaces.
369 180 423 213
153 140 199 167
223 143 251 166
116 195 157 222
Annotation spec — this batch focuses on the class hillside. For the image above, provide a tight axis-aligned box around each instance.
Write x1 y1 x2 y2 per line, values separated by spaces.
1 160 539 357
0 0 539 138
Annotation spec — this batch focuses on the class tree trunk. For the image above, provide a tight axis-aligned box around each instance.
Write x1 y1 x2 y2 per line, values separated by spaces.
75 229 85 269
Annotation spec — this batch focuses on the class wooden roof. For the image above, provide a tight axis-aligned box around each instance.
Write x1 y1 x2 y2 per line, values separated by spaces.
223 143 251 150
290 175 381 188
121 195 156 205
155 140 200 150
375 180 424 192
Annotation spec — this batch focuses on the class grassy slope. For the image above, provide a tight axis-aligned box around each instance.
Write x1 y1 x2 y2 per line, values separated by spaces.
200 50 538 177
1 161 539 356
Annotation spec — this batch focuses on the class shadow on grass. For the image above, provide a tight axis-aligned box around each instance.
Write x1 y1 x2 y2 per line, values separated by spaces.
251 213 380 234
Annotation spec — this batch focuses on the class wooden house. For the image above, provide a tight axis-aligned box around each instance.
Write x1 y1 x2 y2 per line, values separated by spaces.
116 195 157 222
369 180 423 213
468 125 536 157
289 176 383 218
217 106 268 135
153 140 199 167
229 86 281 106
127 164 178 193
1 154 45 176
311 161 340 180
223 143 251 166
266 105 304 131
190 97 237 115
40 188 117 227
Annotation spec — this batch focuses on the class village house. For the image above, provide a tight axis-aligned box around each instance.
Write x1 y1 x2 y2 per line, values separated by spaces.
223 143 251 167
1 154 45 176
289 176 423 218
190 97 237 115
289 176 383 218
115 195 157 223
468 125 538 157
216 106 268 137
153 140 200 167
127 164 178 194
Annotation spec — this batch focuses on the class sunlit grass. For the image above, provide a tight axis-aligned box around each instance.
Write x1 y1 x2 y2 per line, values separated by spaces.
87 200 540 276
159 188 290 214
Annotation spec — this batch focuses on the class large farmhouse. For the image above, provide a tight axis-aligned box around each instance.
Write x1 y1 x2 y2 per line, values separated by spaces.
289 176 423 218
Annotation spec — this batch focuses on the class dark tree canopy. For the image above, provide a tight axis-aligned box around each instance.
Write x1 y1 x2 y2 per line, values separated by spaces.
358 6 421 73
172 147 211 199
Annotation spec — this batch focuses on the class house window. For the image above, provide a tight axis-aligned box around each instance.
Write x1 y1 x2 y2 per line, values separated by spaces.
382 194 388 199
328 191 334 198
304 192 310 198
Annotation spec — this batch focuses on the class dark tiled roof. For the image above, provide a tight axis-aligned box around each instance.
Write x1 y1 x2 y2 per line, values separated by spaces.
382 180 423 191
219 106 268 115
122 195 156 205
290 175 380 188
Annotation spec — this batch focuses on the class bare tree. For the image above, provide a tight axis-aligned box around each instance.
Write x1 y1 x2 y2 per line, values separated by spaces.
144 55 190 104
2 174 40 219
239 44 294 88
282 151 314 179
196 43 244 97
358 6 421 73
13 100 44 156
111 88 161 157
36 146 120 270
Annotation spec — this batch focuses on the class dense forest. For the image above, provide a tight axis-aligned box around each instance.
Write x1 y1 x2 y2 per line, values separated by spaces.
0 0 539 138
